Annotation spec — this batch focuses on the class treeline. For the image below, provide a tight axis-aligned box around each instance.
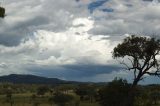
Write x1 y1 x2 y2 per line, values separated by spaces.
0 79 159 106
0 83 53 94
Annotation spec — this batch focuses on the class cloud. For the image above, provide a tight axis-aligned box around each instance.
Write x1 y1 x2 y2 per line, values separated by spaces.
0 0 159 83
0 17 120 81
89 0 160 36
0 0 89 46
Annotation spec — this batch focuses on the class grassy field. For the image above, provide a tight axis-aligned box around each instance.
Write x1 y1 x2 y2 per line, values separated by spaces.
0 83 159 106
0 93 159 106
0 93 100 106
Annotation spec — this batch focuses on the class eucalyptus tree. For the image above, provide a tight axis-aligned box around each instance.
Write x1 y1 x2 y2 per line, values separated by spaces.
113 35 160 87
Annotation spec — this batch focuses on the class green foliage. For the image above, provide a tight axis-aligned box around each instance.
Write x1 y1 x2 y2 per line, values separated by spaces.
0 7 5 18
75 85 87 100
0 83 158 106
51 92 74 106
5 88 14 106
134 87 151 106
147 85 160 105
113 35 160 59
75 84 97 102
133 85 160 106
98 78 130 106
0 83 40 94
149 90 160 105
55 84 77 94
37 86 49 96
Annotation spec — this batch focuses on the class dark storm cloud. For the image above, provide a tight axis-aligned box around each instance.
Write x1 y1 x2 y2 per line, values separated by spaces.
0 16 49 46
26 64 122 81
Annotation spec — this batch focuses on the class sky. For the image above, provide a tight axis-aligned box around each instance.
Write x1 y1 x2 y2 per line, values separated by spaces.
0 0 160 84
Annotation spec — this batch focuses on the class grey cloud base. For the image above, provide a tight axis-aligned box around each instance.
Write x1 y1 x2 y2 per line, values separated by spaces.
26 64 122 82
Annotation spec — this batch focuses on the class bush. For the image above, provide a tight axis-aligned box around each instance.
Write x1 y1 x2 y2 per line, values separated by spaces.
98 78 130 106
37 86 49 96
75 84 97 102
51 92 74 106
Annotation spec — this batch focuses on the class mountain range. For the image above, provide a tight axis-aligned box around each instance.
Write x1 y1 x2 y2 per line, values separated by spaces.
0 74 75 85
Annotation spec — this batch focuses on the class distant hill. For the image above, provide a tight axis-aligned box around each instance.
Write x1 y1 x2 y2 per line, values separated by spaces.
0 74 72 85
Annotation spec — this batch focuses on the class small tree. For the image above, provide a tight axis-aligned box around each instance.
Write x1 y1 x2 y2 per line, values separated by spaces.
98 78 130 106
87 85 97 103
5 88 13 106
113 35 160 88
30 94 39 106
37 86 49 96
51 92 74 106
75 85 88 101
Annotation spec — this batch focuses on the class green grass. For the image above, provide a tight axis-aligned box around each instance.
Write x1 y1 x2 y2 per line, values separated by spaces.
0 93 100 106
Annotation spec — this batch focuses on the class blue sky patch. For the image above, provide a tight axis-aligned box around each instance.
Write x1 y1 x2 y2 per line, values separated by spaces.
88 0 109 13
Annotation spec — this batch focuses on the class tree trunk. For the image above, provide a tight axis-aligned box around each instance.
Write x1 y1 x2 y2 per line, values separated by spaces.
132 78 139 88
127 77 140 106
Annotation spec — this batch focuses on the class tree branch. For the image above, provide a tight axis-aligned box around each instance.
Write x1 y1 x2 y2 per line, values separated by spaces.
146 71 160 77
